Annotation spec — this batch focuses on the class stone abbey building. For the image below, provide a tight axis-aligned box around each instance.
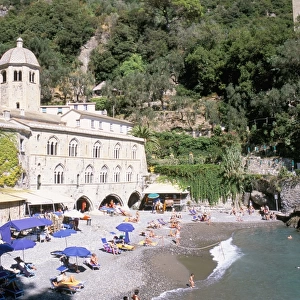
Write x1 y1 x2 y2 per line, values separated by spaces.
0 38 148 221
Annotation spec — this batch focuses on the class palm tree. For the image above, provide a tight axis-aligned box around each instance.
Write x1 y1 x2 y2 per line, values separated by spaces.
131 125 160 157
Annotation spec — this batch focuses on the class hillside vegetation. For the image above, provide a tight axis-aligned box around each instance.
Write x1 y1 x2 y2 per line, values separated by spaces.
1 0 300 204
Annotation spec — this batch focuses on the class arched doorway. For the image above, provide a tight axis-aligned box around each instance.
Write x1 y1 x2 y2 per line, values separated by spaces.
128 192 140 208
76 196 92 213
99 194 123 209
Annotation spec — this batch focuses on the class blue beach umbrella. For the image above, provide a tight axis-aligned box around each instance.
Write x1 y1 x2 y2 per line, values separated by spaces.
11 238 36 261
116 223 135 244
53 229 77 247
62 246 92 272
0 243 14 266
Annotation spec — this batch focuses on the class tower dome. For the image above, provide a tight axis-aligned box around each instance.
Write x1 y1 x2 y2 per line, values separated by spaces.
0 37 40 68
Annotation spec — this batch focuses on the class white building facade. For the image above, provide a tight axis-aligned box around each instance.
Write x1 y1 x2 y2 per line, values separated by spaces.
0 38 148 214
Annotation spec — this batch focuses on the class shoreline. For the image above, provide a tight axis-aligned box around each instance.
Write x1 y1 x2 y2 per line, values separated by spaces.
114 218 283 299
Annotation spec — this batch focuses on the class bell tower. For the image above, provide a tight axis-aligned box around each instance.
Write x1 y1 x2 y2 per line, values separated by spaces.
0 37 41 112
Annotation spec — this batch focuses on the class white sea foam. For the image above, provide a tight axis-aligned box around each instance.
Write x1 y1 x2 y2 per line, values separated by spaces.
152 238 242 299
206 237 243 283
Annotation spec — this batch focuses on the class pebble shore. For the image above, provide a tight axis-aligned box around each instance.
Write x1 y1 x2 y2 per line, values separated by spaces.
0 209 282 299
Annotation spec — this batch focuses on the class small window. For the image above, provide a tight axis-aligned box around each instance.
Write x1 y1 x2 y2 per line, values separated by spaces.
58 107 63 114
1 70 6 83
76 120 80 127
110 123 113 131
91 120 94 129
84 104 87 111
99 121 103 130
74 105 78 110
20 138 25 152
42 107 47 113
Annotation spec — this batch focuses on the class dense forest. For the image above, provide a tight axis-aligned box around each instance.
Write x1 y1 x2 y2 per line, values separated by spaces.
0 0 300 202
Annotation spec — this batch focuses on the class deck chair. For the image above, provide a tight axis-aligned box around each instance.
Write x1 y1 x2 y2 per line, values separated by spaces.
3 278 24 299
189 209 197 215
157 219 167 225
101 238 121 254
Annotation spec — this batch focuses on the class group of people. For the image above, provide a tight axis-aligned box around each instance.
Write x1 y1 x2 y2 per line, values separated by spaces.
260 204 276 220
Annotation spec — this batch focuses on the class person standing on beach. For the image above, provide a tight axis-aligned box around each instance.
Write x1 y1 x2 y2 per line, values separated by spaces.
131 289 140 300
189 273 195 288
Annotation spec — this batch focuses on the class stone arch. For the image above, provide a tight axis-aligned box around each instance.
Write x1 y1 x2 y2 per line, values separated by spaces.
99 194 123 208
128 191 141 208
76 196 93 212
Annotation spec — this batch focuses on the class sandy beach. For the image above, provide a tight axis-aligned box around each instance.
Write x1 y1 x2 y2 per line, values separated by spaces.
0 208 282 300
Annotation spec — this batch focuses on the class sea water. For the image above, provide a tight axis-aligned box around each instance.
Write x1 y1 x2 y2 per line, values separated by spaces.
153 224 300 300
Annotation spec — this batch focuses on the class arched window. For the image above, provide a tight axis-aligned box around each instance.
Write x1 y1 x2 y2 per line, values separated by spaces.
132 145 137 159
1 70 6 83
85 165 94 183
37 175 41 190
113 165 121 182
99 165 108 183
93 141 102 158
76 174 80 188
47 136 58 155
69 138 78 157
14 70 22 81
54 164 64 184
114 143 121 159
29 71 35 83
126 166 133 182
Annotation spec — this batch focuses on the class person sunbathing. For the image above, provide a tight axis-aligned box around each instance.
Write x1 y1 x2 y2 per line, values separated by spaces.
53 273 82 288
90 253 99 265
128 211 140 223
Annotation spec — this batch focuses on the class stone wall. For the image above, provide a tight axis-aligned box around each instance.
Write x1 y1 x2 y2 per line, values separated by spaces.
280 180 300 213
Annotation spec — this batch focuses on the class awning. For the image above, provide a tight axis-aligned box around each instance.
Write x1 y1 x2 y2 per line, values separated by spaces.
2 217 50 231
143 182 189 195
0 190 74 207
0 192 26 203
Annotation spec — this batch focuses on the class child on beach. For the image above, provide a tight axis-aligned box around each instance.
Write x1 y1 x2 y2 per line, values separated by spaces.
189 273 195 288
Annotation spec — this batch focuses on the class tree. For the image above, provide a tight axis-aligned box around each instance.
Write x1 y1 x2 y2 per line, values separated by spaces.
131 125 161 158
0 132 23 187
220 143 245 207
